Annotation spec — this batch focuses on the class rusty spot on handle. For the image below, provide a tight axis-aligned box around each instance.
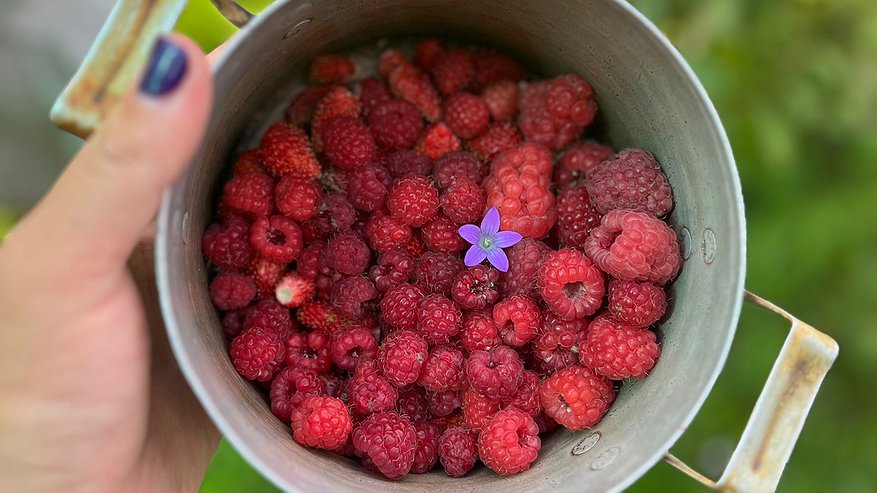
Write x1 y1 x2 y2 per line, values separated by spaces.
92 0 158 104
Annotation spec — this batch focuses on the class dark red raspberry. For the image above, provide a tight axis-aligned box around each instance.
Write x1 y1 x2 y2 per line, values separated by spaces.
418 345 466 392
492 295 541 347
352 412 417 480
348 361 399 414
286 86 331 127
363 210 413 252
402 234 426 258
471 49 528 91
291 395 353 450
285 331 332 374
247 256 286 299
451 265 499 310
380 283 425 330
416 295 462 344
378 330 429 387
582 314 661 379
412 421 441 474
243 299 293 337
466 121 522 164
432 151 486 189
517 75 597 150
249 215 303 264
428 389 462 417
270 366 327 421
330 326 378 371
347 164 392 212
275 174 322 221
556 185 602 249
587 148 673 216
222 309 247 339
369 250 415 292
554 141 614 187
431 49 474 96
367 99 424 150
416 123 461 160
260 123 321 178
534 312 587 373
321 116 377 171
465 345 524 401
421 214 466 254
607 279 667 328
412 252 464 296
311 86 361 152
296 301 351 333
322 373 348 400
440 177 485 225
478 407 541 475
460 312 501 352
540 365 614 431
584 209 681 284
534 412 559 434
385 150 432 178
202 217 254 270
387 175 440 228
430 412 465 433
209 272 256 310
330 275 377 319
439 428 478 477
504 370 542 417
414 38 445 72
222 171 274 217
461 387 501 431
498 238 549 298
387 61 442 123
309 54 356 85
308 192 357 237
443 92 490 139
230 328 285 382
296 241 325 280
539 248 605 320
324 232 370 275
359 76 392 117
313 270 341 302
481 80 518 121
396 386 429 422
274 272 314 308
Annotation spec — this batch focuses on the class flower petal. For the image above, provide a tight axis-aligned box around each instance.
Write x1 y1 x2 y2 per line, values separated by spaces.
464 244 488 267
458 224 482 244
486 247 510 272
494 230 523 248
480 207 501 237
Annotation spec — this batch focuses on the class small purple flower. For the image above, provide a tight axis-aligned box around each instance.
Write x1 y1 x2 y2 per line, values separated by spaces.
458 208 523 272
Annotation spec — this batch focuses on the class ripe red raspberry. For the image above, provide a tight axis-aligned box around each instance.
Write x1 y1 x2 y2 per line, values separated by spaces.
540 365 614 431
309 54 356 85
492 295 541 346
363 210 412 252
418 345 466 391
243 299 293 337
607 279 667 328
247 256 285 298
412 421 441 474
274 272 314 308
292 395 353 450
330 326 378 371
414 38 445 72
230 328 285 382
498 238 549 298
209 272 256 310
324 232 370 275
431 49 474 96
440 177 485 225
387 175 440 227
348 361 399 414
539 248 605 320
275 174 322 222
428 389 462 417
311 86 361 152
202 217 254 270
412 252 464 295
416 123 461 160
222 171 273 217
385 150 432 178
439 427 478 477
478 407 541 475
296 301 351 333
556 184 603 249
321 116 377 171
421 214 466 254
534 312 587 373
471 49 528 91
347 163 391 212
387 62 442 122
451 265 499 310
465 345 524 401
359 76 391 115
460 312 501 352
416 295 462 344
481 80 518 121
402 234 426 258
286 86 331 127
330 275 377 319
314 192 358 235
443 92 490 139
380 283 425 330
432 151 486 189
369 250 414 292
222 309 246 339
587 148 674 216
367 99 424 150
233 149 264 175
270 366 327 421
285 331 332 374
249 215 303 264
378 330 429 387
554 141 614 187
461 387 501 431
584 209 682 284
582 315 661 379
296 241 325 280
517 75 597 150
352 412 417 480
504 370 542 417
259 123 321 178
397 386 429 422
466 121 522 164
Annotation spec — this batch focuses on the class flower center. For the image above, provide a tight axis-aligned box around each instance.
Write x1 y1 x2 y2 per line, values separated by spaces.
479 235 494 250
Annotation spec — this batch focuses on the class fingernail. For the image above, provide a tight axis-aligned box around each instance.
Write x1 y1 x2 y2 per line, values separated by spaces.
140 37 188 96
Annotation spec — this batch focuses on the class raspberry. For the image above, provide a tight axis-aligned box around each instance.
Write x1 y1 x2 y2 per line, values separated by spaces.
587 148 674 216
202 217 254 270
554 141 614 187
296 242 325 280
584 209 681 284
378 49 410 78
387 62 442 122
222 309 246 339
492 295 541 346
285 331 332 374
311 86 361 152
324 232 370 275
421 214 466 254
387 175 440 227
248 215 302 264
417 123 461 161
369 250 414 292
352 412 417 480
534 312 587 373
428 389 462 417
316 192 358 234
465 345 524 401
443 92 490 139
432 151 486 189
451 265 499 310
232 149 265 176
259 123 321 178
582 315 661 379
517 75 597 150
477 408 541 475
412 252 464 295
431 49 474 96
439 428 478 477
275 174 322 221
247 256 285 298
322 373 348 400
540 365 614 431
309 54 356 85
380 283 425 330
466 121 522 164
471 49 528 91
416 295 462 344
385 150 432 178
414 38 445 72
412 421 441 474
363 211 413 252
292 395 353 450
348 361 399 414
498 238 549 298
347 164 391 212
539 248 605 320
367 99 424 150
243 299 293 337
418 345 466 391
534 412 559 434
460 312 501 352
270 366 327 421
482 143 556 239
556 184 602 249
397 386 429 422
330 275 377 319
440 177 485 225
504 370 542 417
481 80 518 121
286 86 331 127
461 387 501 431
359 76 392 117
274 272 314 308
378 330 429 387
321 116 377 171
209 272 256 310
607 279 667 328
402 234 426 258
222 172 273 217
296 300 350 333
230 328 285 382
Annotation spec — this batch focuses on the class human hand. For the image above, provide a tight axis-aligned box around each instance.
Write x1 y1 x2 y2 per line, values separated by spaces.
0 35 219 492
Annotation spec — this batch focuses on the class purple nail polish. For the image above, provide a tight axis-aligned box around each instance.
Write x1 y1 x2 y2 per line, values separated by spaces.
140 37 188 96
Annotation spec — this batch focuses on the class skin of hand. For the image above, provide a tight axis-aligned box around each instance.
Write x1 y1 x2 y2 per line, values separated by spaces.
0 34 220 492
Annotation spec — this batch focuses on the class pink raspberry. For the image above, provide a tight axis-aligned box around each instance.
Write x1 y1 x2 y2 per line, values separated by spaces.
291 395 352 450
554 141 614 187
443 92 490 139
539 248 605 320
380 283 425 330
432 151 486 189
330 275 377 319
504 370 542 417
275 174 322 222
465 345 524 401
460 312 501 352
451 265 499 310
439 428 478 477
582 314 661 379
418 345 466 392
321 116 377 171
498 238 549 298
347 163 391 212
202 217 254 270
352 412 417 480
369 250 415 292
412 252 464 296
270 366 327 421
348 361 399 414
367 98 424 150
492 295 541 347
330 326 378 371
556 184 602 249
230 328 285 382
427 389 462 417
249 215 303 264
243 299 293 337
421 214 466 254
466 121 522 164
209 272 256 311
222 171 274 217
607 279 667 328
284 331 332 374
534 312 587 373
440 177 485 225
387 175 440 227
587 148 673 216
481 80 518 121
478 408 541 475
412 421 441 474
396 386 429 422
517 75 597 150
431 49 474 96
385 150 432 178
378 330 429 387
324 232 370 275
363 210 412 252
540 365 614 431
461 387 501 431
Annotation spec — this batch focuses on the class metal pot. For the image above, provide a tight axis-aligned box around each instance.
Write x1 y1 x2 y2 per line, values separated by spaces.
52 1 839 492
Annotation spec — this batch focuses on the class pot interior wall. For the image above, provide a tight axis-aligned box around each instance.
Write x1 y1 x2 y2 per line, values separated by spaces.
157 1 745 491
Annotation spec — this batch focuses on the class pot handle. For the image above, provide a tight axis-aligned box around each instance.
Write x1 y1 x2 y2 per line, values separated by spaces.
664 290 839 493
50 0 251 139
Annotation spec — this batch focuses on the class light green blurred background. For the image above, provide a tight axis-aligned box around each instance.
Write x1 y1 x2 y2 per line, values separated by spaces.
2 0 876 491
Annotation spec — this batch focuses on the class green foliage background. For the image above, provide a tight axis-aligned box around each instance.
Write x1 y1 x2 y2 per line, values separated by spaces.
172 0 876 491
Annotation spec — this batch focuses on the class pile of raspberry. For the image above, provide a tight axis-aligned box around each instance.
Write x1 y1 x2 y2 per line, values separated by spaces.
201 38 681 480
